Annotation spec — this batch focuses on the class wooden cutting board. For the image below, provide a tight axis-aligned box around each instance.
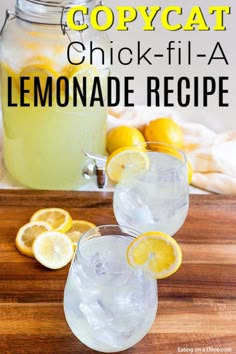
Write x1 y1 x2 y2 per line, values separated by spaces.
0 190 236 354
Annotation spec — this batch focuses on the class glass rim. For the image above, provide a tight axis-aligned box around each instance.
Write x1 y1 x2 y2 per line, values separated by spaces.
135 141 187 166
76 224 140 261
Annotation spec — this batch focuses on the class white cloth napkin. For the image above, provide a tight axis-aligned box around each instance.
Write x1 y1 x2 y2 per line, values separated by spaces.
108 107 236 195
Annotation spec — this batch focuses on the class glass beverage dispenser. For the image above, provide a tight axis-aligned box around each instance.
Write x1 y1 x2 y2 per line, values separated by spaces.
0 0 110 189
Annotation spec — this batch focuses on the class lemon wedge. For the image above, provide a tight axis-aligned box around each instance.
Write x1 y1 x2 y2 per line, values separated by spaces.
15 221 52 258
30 208 72 233
33 231 74 270
66 220 96 249
127 231 182 279
106 147 150 184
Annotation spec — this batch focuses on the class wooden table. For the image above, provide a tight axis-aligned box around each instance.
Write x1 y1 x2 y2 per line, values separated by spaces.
0 190 236 354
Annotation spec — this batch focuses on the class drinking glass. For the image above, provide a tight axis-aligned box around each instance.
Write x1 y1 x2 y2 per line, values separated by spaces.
64 225 158 352
113 142 189 236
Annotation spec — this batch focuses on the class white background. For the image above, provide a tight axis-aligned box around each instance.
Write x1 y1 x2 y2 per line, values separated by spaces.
1 0 235 132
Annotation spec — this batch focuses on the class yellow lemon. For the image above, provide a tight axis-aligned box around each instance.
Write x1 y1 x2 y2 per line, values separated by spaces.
33 231 74 270
107 126 145 154
127 231 182 279
66 220 96 249
15 221 52 258
30 208 72 233
144 118 184 149
106 147 150 183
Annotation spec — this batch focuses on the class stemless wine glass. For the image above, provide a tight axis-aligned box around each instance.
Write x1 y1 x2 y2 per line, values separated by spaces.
64 225 158 353
113 142 189 236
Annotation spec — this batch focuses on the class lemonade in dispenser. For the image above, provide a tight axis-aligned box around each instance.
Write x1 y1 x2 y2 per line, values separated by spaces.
0 0 110 189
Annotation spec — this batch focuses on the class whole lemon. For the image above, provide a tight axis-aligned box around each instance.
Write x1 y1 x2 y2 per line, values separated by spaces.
107 126 145 154
144 118 183 149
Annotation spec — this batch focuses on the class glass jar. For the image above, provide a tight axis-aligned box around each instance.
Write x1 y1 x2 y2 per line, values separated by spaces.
0 0 110 190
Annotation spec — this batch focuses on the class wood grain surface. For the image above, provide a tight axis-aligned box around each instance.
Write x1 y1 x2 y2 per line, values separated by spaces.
0 190 236 354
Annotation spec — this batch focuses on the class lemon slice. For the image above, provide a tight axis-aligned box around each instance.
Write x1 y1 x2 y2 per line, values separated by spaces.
30 208 72 233
61 62 98 99
127 231 182 279
19 63 58 100
33 231 74 269
106 147 150 183
15 221 52 258
61 63 91 79
66 220 96 249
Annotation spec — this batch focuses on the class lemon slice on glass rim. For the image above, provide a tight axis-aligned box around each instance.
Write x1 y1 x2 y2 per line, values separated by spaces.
106 147 150 184
127 231 182 279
